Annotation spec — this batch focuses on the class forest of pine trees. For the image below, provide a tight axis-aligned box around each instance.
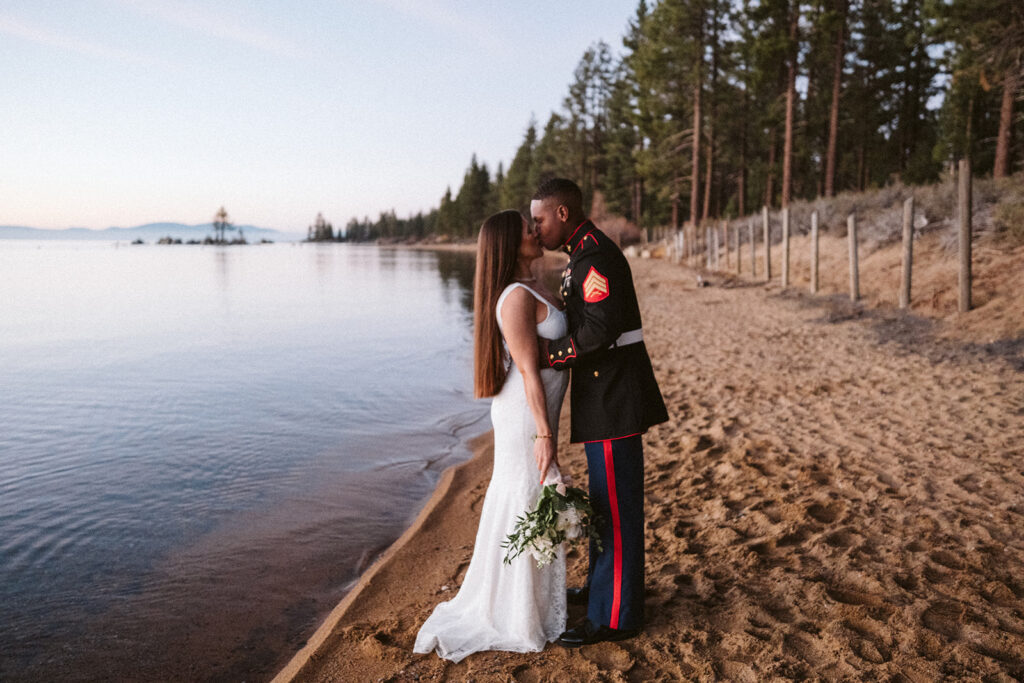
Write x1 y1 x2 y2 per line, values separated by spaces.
341 0 1023 242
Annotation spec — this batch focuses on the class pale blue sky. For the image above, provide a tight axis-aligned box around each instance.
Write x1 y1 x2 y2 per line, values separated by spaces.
2 1 637 231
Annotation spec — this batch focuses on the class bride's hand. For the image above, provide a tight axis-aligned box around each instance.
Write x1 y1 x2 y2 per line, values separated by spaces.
534 437 557 485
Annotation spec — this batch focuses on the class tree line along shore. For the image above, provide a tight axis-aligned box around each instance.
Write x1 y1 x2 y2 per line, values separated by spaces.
303 0 1021 250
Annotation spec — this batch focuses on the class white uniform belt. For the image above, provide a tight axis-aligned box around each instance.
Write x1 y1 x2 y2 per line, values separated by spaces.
610 328 643 349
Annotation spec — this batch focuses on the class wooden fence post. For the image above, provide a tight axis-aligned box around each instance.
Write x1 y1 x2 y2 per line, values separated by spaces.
847 212 859 301
899 197 914 309
735 222 741 275
958 158 972 312
724 220 730 269
762 206 771 281
781 207 791 287
706 226 712 269
712 226 720 270
810 210 819 294
749 219 756 277
694 223 700 268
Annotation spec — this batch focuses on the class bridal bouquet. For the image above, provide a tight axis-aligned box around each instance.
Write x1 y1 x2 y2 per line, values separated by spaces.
502 473 601 568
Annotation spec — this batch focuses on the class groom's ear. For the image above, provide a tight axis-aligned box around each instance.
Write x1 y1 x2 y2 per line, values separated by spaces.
556 204 570 222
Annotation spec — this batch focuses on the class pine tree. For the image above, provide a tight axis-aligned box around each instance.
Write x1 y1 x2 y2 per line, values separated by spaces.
632 0 707 228
212 206 233 244
603 1 652 225
564 41 616 205
308 212 333 241
932 0 1024 175
500 121 538 215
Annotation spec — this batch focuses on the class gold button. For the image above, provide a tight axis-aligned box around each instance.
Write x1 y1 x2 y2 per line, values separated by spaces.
594 371 599 377
557 350 563 356
549 354 554 360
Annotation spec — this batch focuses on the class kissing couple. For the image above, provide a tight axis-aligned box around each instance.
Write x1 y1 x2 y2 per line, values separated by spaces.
414 178 668 661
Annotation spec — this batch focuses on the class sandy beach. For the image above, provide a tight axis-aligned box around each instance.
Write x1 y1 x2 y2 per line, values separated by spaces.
275 252 1024 682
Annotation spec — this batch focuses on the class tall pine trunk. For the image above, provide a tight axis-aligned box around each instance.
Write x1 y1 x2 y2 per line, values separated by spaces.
690 75 703 226
994 66 1018 178
702 3 719 222
825 0 846 197
781 3 799 208
690 7 705 227
703 119 714 221
739 112 747 216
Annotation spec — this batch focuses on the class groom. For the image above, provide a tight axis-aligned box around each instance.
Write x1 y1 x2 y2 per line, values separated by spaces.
530 178 668 646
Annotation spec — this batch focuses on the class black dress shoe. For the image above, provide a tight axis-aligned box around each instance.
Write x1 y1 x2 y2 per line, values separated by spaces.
557 620 640 648
566 586 589 605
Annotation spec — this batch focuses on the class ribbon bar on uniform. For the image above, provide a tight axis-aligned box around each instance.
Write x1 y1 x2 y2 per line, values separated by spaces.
609 328 643 349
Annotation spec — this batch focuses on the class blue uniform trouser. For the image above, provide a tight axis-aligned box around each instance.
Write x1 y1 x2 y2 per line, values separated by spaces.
583 434 645 630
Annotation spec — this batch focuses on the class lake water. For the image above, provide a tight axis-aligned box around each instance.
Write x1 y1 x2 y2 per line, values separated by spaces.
0 241 487 681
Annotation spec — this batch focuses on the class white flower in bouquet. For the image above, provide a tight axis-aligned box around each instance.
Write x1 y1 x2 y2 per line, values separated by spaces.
528 534 556 564
502 479 601 568
555 507 583 539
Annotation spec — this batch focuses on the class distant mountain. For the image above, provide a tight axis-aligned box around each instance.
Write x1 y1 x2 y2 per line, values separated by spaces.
0 222 304 242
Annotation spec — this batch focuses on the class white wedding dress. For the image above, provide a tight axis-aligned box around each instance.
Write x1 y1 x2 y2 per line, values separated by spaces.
414 282 569 662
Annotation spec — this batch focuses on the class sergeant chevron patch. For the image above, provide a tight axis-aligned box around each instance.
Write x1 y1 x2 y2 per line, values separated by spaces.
582 266 610 302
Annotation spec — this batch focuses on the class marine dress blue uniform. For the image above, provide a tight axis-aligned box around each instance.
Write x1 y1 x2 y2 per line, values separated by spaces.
545 220 669 631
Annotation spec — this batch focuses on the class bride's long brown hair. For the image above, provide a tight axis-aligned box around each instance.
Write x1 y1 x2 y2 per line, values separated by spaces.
473 210 525 398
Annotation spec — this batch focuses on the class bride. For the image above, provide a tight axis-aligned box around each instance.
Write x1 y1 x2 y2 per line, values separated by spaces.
413 209 569 662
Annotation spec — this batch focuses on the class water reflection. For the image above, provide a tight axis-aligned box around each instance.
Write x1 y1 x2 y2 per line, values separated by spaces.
0 241 488 682
435 250 476 315
214 248 231 291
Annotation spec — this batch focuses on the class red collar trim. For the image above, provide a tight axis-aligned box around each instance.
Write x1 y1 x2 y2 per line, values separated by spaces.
562 220 589 251
573 230 598 253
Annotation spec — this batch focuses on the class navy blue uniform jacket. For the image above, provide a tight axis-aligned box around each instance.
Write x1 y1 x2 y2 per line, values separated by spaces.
545 221 669 443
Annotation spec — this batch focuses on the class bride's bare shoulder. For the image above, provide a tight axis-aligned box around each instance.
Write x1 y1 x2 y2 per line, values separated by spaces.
499 284 531 316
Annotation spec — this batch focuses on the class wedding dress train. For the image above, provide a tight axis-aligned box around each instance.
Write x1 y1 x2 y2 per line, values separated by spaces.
414 283 569 662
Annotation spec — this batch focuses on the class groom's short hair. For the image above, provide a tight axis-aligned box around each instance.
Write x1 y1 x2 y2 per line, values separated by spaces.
533 178 583 214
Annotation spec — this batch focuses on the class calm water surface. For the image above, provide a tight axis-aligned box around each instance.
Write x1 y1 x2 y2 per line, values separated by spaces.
0 241 485 681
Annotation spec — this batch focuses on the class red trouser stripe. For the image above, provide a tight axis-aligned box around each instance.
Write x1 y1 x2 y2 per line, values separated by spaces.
603 439 623 629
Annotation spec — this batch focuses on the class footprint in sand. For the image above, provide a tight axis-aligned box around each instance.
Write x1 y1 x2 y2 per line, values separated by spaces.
894 572 919 592
954 473 983 493
923 564 951 585
582 645 635 673
981 581 1017 606
782 630 828 668
843 617 892 664
719 660 757 683
929 549 965 570
921 600 964 640
758 598 796 625
777 525 813 547
692 433 715 451
825 573 884 607
823 527 862 548
806 501 844 524
825 585 883 607
851 637 889 664
962 624 1024 671
672 519 694 539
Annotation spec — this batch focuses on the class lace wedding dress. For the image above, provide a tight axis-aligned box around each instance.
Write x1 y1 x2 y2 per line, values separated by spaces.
414 283 569 662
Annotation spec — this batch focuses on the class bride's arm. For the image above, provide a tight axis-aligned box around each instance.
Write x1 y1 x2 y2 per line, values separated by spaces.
501 287 558 484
